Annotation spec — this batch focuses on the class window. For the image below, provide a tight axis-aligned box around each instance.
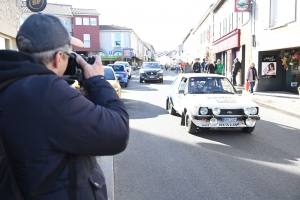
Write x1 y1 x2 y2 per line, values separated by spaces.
75 17 82 25
90 18 97 26
97 52 106 56
115 33 121 46
83 18 89 25
83 34 90 48
113 51 123 56
0 37 5 50
271 0 296 27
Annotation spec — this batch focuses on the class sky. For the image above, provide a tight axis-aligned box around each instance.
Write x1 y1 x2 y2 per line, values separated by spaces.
47 0 215 51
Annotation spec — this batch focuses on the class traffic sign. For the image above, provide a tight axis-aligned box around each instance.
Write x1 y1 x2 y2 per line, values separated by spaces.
109 51 113 55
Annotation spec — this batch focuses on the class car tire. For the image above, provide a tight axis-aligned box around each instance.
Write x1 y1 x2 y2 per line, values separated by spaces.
140 78 143 83
242 126 255 133
125 82 128 87
168 100 176 115
160 79 163 83
185 114 197 134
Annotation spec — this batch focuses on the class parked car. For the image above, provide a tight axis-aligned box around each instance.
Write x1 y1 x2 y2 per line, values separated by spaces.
139 62 163 83
104 66 122 98
166 74 260 134
114 61 132 79
108 64 129 87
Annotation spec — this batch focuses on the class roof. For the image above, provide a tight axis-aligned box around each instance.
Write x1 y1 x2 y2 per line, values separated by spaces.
71 8 99 15
22 2 73 16
100 25 132 31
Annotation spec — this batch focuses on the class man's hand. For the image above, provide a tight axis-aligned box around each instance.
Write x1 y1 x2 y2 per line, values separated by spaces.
76 55 104 80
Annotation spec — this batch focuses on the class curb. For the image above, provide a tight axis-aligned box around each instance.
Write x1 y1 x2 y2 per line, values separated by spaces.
252 100 300 119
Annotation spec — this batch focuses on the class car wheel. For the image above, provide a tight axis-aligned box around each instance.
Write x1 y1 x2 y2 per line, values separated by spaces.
140 78 143 83
168 100 176 115
185 114 197 133
242 126 255 133
125 82 128 87
160 79 163 83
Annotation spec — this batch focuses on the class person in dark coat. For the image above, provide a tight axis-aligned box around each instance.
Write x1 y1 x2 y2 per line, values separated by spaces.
232 58 241 85
206 60 216 74
0 13 129 200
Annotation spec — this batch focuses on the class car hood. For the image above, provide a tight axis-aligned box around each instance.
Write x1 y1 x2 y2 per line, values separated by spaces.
140 68 162 73
185 94 258 109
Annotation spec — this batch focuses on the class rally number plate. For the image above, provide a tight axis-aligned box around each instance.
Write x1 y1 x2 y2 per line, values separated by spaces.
222 118 237 122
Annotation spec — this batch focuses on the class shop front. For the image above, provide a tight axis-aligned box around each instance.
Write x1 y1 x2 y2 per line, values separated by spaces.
212 29 244 85
257 48 300 94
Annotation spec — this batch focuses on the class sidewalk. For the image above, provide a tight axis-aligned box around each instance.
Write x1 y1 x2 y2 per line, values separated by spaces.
235 86 300 119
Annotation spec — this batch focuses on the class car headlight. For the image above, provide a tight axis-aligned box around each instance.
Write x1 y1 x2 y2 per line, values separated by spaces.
244 107 258 115
199 107 208 115
158 70 163 73
212 107 221 115
210 118 218 126
251 107 258 115
245 118 253 126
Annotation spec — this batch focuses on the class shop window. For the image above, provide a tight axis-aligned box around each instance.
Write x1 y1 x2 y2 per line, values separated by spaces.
114 51 123 56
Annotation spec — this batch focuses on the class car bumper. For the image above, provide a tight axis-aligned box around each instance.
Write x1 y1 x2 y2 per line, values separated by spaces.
140 75 163 80
191 115 260 128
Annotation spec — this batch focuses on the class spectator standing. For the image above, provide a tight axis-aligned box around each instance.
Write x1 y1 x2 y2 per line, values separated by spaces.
216 59 224 75
0 13 129 200
201 58 206 73
180 61 185 73
192 58 201 73
232 58 241 85
185 62 191 73
206 60 216 74
246 62 259 94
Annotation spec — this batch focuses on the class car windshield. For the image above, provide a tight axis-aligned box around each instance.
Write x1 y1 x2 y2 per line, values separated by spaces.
188 77 236 94
109 65 124 71
142 63 160 69
104 68 115 80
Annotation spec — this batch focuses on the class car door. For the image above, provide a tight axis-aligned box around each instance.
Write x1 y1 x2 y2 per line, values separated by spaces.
168 76 181 106
174 77 187 114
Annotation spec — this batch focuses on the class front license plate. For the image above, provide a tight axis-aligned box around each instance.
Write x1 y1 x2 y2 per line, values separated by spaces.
222 118 237 122
218 123 240 127
149 76 155 78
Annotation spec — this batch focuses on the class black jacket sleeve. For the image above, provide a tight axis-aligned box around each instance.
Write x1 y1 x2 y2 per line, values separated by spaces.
43 76 129 156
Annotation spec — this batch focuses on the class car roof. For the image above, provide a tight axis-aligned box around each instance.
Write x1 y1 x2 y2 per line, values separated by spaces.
177 74 226 78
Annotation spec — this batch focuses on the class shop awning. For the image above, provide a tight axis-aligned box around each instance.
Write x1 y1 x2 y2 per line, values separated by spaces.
101 56 124 61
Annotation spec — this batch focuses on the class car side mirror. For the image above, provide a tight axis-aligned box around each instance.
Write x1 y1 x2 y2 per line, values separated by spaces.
179 90 185 94
117 76 122 80
236 89 242 95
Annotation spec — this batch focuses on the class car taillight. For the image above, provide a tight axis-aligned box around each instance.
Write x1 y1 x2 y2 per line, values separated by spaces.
121 72 127 75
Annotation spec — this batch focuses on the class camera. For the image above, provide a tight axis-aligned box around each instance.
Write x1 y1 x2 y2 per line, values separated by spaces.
63 52 95 85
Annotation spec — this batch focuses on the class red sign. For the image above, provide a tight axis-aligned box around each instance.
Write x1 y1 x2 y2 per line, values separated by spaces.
123 49 131 57
234 0 250 12
206 29 210 43
212 29 240 53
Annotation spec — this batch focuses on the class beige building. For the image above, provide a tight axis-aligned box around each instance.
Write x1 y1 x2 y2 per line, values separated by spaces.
0 0 23 50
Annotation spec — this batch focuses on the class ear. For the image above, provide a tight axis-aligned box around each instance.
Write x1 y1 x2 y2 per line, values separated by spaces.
53 51 63 69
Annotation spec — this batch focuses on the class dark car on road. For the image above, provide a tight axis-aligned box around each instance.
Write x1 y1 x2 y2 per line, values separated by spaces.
139 62 163 83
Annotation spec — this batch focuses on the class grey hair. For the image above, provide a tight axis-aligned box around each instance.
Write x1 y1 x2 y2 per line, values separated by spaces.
17 36 71 64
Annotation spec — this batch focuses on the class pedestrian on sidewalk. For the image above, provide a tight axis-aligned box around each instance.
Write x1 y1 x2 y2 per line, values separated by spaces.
201 58 206 73
246 62 259 94
216 59 224 75
192 58 201 73
232 58 241 85
0 13 129 200
180 61 185 73
206 60 216 74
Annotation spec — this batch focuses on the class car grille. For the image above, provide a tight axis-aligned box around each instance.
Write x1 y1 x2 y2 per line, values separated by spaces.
207 109 244 115
145 72 158 75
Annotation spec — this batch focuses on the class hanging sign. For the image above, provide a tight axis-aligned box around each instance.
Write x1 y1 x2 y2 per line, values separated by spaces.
234 0 250 12
26 0 47 12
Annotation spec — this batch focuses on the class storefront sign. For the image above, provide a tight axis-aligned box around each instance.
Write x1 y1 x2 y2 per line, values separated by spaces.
234 0 250 12
212 29 240 53
123 49 132 58
26 0 47 12
261 55 277 78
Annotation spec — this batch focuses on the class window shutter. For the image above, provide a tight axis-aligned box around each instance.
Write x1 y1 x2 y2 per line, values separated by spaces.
111 33 115 47
121 33 124 47
262 0 270 29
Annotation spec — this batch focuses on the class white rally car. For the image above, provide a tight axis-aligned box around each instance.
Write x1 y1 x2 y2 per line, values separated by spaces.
166 74 260 134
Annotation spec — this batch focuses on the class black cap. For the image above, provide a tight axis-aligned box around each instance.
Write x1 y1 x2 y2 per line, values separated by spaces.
16 13 83 53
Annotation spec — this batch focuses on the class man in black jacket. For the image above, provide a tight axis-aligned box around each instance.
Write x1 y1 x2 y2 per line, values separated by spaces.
0 13 129 200
232 58 241 86
192 58 201 73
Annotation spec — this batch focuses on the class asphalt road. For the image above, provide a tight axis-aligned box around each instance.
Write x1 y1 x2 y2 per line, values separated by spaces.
114 69 300 200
